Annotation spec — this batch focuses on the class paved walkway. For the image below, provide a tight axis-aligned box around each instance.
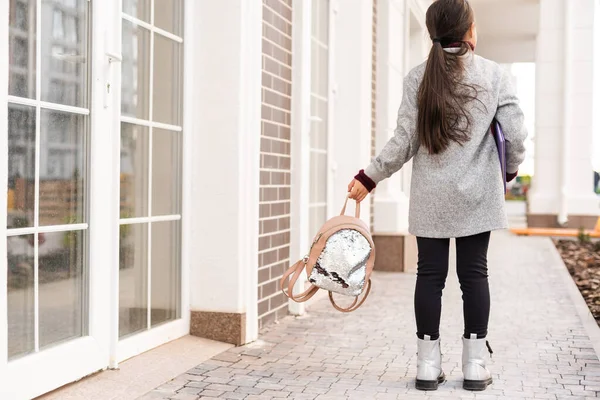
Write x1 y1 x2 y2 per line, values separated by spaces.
142 232 600 399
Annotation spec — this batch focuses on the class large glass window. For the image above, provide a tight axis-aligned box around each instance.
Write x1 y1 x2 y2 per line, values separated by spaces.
7 0 90 360
309 0 330 239
119 0 184 338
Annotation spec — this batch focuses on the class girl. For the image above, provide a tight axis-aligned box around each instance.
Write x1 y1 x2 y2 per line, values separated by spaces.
348 0 527 392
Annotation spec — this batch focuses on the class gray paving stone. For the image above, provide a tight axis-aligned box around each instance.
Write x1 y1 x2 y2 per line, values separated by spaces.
195 389 224 397
148 233 600 399
185 382 210 390
202 377 232 385
233 387 265 395
218 393 247 400
169 394 200 400
203 384 235 393
177 387 203 395
532 394 558 399
261 389 291 397
137 392 170 400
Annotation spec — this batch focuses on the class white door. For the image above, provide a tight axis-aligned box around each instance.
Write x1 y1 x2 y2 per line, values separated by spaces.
2 0 110 398
116 0 188 362
1 0 190 397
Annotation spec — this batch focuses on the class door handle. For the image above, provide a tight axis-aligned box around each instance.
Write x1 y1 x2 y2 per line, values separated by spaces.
106 51 122 63
104 51 122 108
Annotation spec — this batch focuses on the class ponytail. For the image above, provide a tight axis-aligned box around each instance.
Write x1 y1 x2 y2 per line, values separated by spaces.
418 0 479 155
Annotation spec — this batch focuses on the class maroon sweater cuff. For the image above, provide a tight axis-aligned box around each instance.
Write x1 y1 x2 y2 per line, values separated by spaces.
354 169 376 192
506 171 518 183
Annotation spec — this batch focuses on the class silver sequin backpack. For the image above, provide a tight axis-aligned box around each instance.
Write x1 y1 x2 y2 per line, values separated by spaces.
280 197 376 312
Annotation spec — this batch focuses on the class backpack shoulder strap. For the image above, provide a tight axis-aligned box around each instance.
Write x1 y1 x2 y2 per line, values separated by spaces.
280 259 320 303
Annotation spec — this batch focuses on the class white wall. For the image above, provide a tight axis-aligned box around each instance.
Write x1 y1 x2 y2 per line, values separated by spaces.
530 0 599 219
470 0 539 64
373 0 410 233
189 0 261 342
477 38 536 64
332 1 373 224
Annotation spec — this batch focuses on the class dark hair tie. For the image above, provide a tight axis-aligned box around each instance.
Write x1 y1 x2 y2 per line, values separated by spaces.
432 38 442 44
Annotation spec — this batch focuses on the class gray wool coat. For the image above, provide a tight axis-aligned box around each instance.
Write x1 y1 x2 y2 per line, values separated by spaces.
365 51 528 238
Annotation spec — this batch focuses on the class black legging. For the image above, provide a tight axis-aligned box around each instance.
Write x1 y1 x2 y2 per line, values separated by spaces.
414 231 491 340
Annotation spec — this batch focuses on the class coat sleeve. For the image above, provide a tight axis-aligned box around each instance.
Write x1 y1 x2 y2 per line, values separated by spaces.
495 69 528 174
364 75 420 184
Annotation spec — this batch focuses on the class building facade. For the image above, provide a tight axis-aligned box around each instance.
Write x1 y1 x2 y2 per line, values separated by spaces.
1 0 599 398
0 0 433 397
527 0 600 228
470 0 600 227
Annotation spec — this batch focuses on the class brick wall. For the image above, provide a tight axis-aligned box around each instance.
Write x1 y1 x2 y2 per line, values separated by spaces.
371 0 377 231
258 0 293 330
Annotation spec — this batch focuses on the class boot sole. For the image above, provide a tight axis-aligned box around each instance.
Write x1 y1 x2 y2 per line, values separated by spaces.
415 373 446 391
463 377 493 391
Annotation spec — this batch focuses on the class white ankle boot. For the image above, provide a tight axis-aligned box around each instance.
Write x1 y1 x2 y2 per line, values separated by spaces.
416 335 446 391
462 334 493 391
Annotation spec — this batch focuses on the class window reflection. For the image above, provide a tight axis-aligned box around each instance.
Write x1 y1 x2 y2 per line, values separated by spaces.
7 104 36 229
9 0 36 99
53 10 64 39
120 123 149 219
8 0 87 103
119 223 148 338
123 0 151 23
7 235 35 360
41 0 88 107
121 20 150 120
39 230 86 349
7 0 90 356
39 110 86 226
119 1 185 337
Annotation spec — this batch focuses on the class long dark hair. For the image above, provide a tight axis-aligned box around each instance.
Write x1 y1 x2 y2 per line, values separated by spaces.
418 0 478 155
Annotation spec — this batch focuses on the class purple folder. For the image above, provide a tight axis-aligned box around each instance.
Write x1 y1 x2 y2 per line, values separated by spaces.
490 119 507 193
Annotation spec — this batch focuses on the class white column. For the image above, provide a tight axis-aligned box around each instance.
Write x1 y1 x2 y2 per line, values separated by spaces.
289 0 311 316
190 0 262 343
529 0 563 215
566 0 598 216
332 0 373 224
530 0 598 219
373 0 410 233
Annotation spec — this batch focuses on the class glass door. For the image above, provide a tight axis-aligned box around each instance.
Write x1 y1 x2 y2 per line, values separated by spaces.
2 0 188 396
117 0 186 361
3 0 109 398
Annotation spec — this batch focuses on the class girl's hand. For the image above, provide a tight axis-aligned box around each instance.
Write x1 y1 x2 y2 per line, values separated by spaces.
348 179 369 203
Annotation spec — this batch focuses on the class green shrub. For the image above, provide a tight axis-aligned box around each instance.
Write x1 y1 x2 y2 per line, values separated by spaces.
578 227 591 243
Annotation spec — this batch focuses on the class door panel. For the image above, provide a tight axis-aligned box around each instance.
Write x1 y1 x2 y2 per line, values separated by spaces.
118 0 184 344
6 0 90 361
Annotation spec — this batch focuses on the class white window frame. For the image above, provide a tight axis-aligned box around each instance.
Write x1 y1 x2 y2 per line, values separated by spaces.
113 0 192 365
289 0 336 315
0 1 110 397
327 0 337 220
0 0 193 397
308 0 335 223
289 0 311 316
